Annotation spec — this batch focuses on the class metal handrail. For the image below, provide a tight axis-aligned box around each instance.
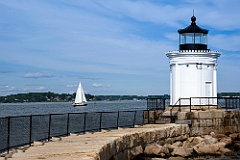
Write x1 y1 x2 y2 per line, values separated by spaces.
0 109 165 154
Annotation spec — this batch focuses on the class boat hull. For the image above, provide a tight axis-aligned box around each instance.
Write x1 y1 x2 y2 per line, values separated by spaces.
72 103 88 107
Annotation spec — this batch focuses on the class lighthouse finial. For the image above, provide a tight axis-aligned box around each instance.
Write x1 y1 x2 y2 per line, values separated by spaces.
191 9 196 25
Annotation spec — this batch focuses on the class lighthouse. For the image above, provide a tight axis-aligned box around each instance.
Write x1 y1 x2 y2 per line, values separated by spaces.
166 15 221 105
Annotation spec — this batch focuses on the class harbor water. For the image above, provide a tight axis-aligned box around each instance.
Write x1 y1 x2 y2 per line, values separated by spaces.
0 100 147 118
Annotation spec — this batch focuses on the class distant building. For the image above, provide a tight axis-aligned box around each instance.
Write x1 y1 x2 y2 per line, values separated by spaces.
166 15 221 105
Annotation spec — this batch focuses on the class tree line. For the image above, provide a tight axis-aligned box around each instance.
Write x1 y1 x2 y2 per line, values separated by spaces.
0 92 148 103
0 92 238 103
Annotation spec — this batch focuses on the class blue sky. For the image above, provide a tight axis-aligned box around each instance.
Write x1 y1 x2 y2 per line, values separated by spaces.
0 0 240 96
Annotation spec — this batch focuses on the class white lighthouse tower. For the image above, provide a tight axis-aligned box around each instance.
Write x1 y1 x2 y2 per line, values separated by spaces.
166 15 221 105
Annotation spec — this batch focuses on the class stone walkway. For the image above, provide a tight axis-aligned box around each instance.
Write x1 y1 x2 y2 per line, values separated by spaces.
1 124 187 160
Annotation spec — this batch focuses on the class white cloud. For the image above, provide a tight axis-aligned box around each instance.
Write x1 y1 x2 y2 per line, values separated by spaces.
67 84 77 88
92 83 104 87
24 72 54 79
2 85 16 91
36 86 45 91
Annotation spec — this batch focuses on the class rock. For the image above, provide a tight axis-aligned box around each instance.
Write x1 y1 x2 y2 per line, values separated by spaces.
212 133 228 140
168 157 186 160
171 147 191 157
144 143 169 156
172 141 182 147
70 133 78 136
237 133 240 140
175 134 188 141
233 141 240 150
202 135 218 144
164 143 174 153
165 138 175 144
32 141 44 146
210 133 232 146
51 137 61 142
220 148 236 156
142 158 167 160
160 152 165 157
182 136 203 148
193 142 225 156
229 133 239 141
130 145 143 159
161 146 169 155
220 136 232 146
210 131 215 137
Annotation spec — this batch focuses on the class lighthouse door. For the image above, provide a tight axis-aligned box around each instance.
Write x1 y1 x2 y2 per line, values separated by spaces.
205 82 212 97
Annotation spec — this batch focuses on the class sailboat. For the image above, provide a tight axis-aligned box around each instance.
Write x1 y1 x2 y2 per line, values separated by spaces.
72 82 87 106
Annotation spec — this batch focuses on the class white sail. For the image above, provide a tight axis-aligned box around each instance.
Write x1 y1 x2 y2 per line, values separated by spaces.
73 82 87 106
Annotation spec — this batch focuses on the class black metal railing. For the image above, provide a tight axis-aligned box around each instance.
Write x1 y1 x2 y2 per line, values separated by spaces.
147 97 170 110
147 97 240 112
189 97 218 112
218 97 240 110
190 97 240 111
0 109 161 154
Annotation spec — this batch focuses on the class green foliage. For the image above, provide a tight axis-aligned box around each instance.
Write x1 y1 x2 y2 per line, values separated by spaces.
0 92 148 103
1 92 238 103
0 92 73 103
218 92 240 97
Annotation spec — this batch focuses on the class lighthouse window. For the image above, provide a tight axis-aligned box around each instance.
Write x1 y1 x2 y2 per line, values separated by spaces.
180 34 185 44
195 33 201 44
179 33 194 44
179 33 207 45
194 33 207 44
186 33 194 44
202 34 207 44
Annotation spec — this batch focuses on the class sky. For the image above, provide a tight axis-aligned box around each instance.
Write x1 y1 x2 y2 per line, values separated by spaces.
0 0 240 96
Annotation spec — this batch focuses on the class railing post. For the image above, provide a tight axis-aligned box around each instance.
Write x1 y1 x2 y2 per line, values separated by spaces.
48 114 52 141
133 111 137 127
154 110 156 124
29 115 33 146
148 110 150 124
239 98 240 109
170 109 173 123
225 98 227 110
163 98 166 110
179 98 181 112
190 98 192 112
83 112 87 133
208 97 210 110
66 113 70 136
156 98 158 110
7 117 10 153
147 98 149 110
116 111 120 129
99 112 102 131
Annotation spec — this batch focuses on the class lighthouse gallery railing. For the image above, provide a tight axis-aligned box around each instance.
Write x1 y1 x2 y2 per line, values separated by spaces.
147 97 240 111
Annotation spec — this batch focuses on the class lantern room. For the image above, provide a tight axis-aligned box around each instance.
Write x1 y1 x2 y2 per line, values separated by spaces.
178 15 208 50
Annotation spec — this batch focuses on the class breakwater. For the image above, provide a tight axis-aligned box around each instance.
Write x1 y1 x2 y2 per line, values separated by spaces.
3 124 189 160
1 109 240 159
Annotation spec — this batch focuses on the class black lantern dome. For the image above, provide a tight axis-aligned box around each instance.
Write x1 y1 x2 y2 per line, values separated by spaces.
178 16 208 50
